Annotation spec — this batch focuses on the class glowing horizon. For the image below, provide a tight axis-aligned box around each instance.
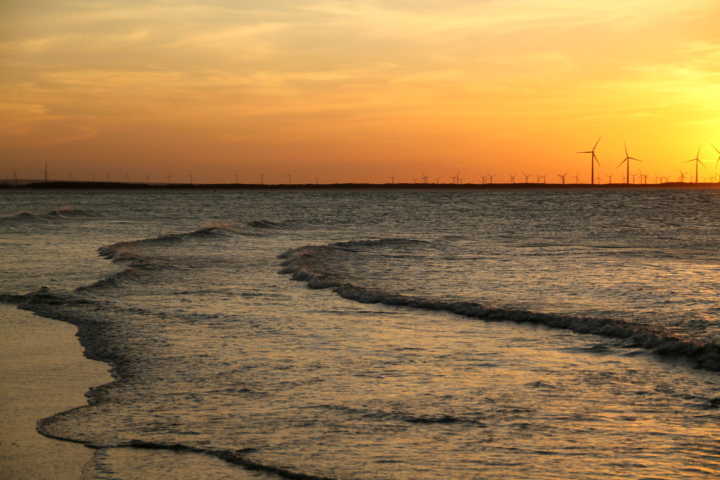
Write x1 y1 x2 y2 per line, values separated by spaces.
2 1 719 184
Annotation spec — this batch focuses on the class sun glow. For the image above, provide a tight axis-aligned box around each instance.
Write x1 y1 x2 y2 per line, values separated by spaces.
1 0 719 183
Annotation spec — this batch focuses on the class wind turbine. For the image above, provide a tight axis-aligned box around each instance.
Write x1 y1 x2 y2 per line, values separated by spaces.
618 142 640 185
687 148 703 184
713 145 720 183
578 137 601 185
558 173 567 185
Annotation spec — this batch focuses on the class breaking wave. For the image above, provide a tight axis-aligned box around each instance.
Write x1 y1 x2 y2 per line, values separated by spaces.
279 240 720 371
77 226 236 292
99 226 232 259
17 281 339 480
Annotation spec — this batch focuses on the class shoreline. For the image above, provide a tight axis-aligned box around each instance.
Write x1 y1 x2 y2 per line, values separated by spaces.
0 304 112 480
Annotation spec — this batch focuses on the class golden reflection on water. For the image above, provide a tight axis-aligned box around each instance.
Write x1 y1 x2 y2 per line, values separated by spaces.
144 285 720 479
10 189 720 479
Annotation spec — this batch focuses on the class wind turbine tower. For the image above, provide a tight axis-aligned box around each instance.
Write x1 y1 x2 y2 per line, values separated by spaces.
618 142 640 185
578 137 601 185
688 148 703 184
713 145 720 182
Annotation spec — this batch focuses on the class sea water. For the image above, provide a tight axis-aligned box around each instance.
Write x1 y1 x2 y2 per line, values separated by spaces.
1 187 719 479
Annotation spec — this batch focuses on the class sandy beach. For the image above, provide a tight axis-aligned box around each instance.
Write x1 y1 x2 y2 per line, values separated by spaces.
0 304 112 480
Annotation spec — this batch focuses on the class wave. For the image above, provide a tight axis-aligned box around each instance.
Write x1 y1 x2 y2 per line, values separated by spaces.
3 211 37 221
16 284 337 480
304 404 487 427
47 206 94 217
279 241 720 372
17 279 336 480
0 206 95 225
98 226 232 260
18 288 101 310
37 428 337 480
75 226 235 293
0 292 30 304
330 238 429 250
248 219 288 229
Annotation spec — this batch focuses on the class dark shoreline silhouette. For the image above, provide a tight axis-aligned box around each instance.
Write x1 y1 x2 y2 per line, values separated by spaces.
2 180 720 190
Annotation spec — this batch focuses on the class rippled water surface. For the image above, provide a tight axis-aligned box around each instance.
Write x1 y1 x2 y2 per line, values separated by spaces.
1 187 720 479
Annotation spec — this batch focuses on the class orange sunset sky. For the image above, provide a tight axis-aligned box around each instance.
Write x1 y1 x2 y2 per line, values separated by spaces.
2 1 719 184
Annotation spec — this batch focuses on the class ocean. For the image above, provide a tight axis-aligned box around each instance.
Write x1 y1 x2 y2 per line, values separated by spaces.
1 187 719 479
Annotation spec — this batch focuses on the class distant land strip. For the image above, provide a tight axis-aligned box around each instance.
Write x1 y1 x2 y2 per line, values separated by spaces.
2 181 720 190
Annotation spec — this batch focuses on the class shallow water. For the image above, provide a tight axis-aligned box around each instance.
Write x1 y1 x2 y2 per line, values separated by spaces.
1 188 719 479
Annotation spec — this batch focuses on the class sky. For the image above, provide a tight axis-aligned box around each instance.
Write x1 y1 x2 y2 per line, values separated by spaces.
1 0 719 184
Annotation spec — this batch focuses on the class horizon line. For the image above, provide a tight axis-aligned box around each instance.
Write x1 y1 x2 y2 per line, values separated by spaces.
3 180 720 190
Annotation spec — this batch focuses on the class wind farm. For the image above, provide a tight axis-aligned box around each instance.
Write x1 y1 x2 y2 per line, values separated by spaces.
5 139 720 189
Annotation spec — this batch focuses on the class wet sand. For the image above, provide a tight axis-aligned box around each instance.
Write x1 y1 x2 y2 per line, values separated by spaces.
0 304 112 480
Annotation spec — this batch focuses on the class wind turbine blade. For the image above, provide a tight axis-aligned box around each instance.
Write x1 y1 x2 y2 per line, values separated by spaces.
713 144 720 154
593 137 601 150
617 160 626 168
578 151 592 154
624 142 629 157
